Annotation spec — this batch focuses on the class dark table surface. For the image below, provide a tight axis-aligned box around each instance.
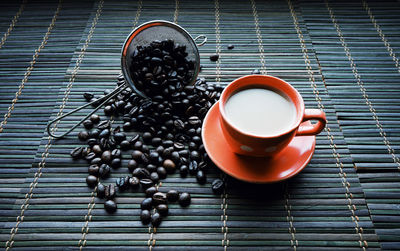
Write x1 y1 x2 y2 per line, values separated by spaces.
0 0 399 250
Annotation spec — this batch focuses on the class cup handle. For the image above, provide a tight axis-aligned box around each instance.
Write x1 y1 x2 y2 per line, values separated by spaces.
296 109 326 136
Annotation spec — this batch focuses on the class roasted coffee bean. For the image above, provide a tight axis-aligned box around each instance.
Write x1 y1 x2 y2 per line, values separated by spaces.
178 149 189 158
105 184 116 199
173 142 185 151
123 121 132 131
156 166 167 179
212 178 224 194
85 152 96 161
111 149 121 159
188 116 201 126
99 128 110 138
189 161 198 175
156 204 168 216
78 131 89 141
133 141 143 150
92 145 102 155
129 176 140 189
141 144 150 153
99 164 111 178
97 183 105 198
90 114 100 124
104 200 117 213
127 159 138 171
141 153 150 164
141 197 153 210
156 145 165 155
166 190 179 202
188 142 197 150
120 140 131 150
129 134 140 145
141 209 151 224
104 105 114 115
252 69 261 74
163 140 174 148
114 132 126 143
101 150 112 163
151 137 162 146
192 136 201 144
86 175 98 188
131 150 143 160
71 147 83 159
88 164 99 176
178 192 191 207
163 159 176 173
210 54 219 61
198 161 207 170
146 164 157 173
227 44 234 49
190 150 201 161
171 151 180 162
132 167 150 179
116 176 130 191
149 151 160 163
97 120 111 130
83 92 94 101
174 119 185 130
142 132 152 143
110 158 121 169
162 147 173 158
151 212 162 227
153 192 167 205
140 178 154 189
180 165 188 177
196 170 207 184
89 128 100 138
145 186 158 197
150 172 159 182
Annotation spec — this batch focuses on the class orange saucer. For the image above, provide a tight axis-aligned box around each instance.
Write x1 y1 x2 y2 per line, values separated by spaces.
202 101 316 183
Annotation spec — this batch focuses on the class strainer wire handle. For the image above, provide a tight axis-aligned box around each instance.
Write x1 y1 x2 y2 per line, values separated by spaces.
194 35 207 47
46 84 129 139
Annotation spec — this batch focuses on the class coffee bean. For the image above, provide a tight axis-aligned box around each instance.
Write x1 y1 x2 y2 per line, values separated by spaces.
189 161 198 175
145 186 158 197
252 69 260 74
196 170 207 184
188 116 201 126
104 105 114 116
120 140 131 150
131 150 143 160
146 164 157 173
97 183 105 198
150 172 160 182
92 145 102 155
127 159 138 172
141 197 153 210
151 137 162 146
211 179 224 194
171 151 180 162
178 149 189 158
85 152 96 161
180 165 188 177
129 176 140 189
83 92 94 101
227 44 234 50
141 153 150 164
101 150 112 163
70 147 83 159
116 176 130 191
156 204 168 216
88 164 99 176
90 114 100 124
86 175 98 188
99 164 111 178
188 142 197 151
140 178 154 189
133 141 143 150
178 192 191 207
166 190 179 202
97 120 111 130
142 132 152 143
149 151 160 163
132 167 150 179
104 200 117 213
163 159 176 173
114 132 126 143
210 54 219 62
141 209 151 224
173 142 185 151
90 157 102 166
156 167 167 179
129 134 140 145
190 150 201 161
174 119 185 130
151 212 162 227
78 131 89 141
99 128 110 138
156 145 165 155
89 128 100 138
105 184 116 199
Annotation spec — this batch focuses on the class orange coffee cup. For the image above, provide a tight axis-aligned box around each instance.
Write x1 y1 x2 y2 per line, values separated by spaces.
219 75 326 157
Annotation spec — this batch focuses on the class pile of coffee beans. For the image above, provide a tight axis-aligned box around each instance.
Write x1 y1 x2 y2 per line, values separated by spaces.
71 39 226 227
130 39 195 97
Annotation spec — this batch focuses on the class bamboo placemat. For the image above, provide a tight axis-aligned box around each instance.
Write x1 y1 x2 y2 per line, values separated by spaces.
0 0 399 250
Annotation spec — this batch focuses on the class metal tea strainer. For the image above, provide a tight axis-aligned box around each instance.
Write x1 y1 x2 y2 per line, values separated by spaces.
47 20 207 139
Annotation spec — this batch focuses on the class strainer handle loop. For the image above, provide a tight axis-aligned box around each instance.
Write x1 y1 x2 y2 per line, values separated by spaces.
194 35 207 46
46 84 128 139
